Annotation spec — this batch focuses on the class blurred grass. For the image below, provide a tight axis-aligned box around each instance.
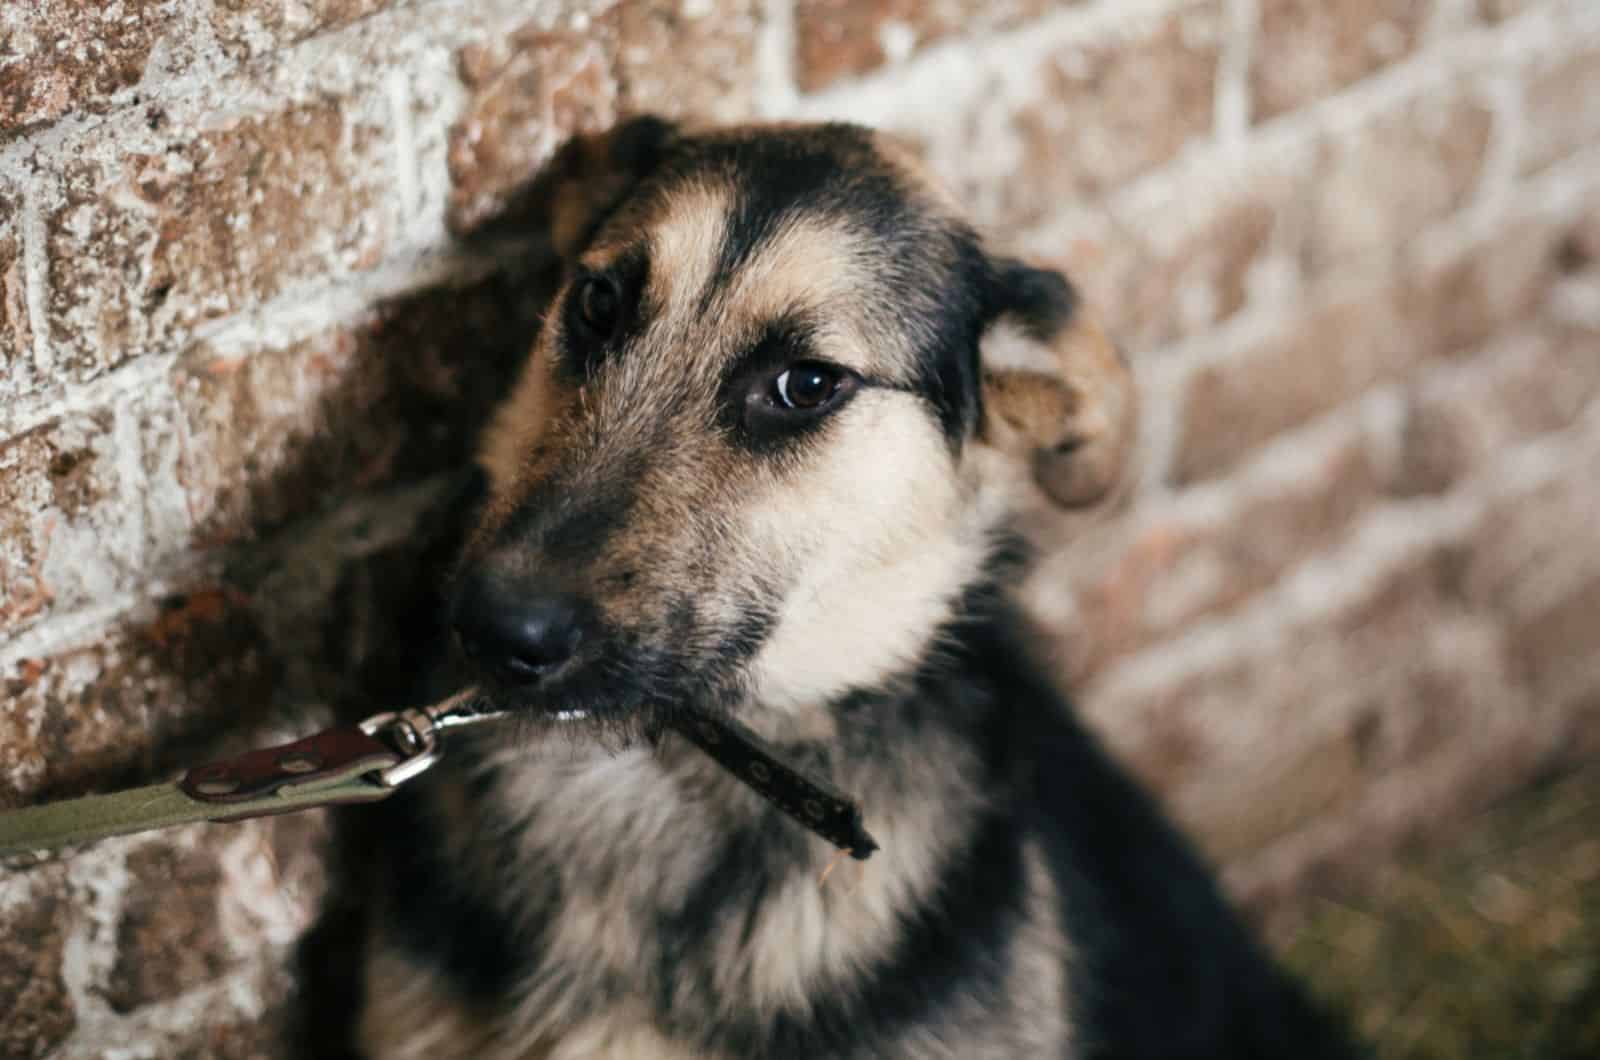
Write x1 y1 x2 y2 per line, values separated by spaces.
1274 763 1600 1060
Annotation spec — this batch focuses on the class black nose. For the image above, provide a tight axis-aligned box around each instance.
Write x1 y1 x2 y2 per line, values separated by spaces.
451 572 587 684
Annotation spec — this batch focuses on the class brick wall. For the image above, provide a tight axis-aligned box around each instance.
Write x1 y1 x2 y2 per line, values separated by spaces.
2 0 1597 1054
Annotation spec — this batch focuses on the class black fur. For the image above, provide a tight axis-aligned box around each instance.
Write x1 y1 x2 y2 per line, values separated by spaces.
296 122 1363 1060
300 501 1360 1058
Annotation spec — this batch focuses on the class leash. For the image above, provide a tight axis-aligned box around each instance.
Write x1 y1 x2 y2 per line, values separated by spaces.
0 690 877 861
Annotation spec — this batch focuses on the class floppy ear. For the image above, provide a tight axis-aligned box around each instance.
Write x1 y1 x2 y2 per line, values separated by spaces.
515 114 680 262
978 258 1138 509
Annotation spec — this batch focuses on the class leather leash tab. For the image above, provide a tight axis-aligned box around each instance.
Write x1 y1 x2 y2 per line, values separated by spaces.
182 726 401 805
2 690 879 862
671 713 878 860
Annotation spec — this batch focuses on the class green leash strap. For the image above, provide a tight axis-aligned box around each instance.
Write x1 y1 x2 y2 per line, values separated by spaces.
0 772 393 858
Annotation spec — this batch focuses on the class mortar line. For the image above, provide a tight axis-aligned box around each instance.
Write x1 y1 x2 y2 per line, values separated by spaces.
386 67 422 227
19 177 51 380
754 0 801 119
1214 0 1258 147
1470 67 1528 228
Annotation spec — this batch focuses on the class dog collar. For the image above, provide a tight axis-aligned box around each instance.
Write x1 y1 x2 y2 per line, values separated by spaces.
0 689 877 861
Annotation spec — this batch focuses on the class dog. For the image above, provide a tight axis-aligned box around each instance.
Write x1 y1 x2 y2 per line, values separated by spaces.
293 117 1362 1060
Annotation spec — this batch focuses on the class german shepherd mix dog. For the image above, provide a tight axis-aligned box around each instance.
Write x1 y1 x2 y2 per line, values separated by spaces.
296 118 1361 1060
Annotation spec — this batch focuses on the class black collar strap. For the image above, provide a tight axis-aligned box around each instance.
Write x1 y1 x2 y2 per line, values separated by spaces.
0 690 877 860
667 712 877 860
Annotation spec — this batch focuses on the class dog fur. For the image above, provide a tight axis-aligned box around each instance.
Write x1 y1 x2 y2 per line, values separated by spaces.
294 118 1361 1060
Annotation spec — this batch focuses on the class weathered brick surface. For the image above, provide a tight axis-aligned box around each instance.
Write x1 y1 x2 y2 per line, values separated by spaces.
0 181 35 397
1089 528 1551 878
933 3 1222 236
170 267 544 543
450 28 620 235
606 0 764 118
1172 207 1580 485
1060 432 1383 685
1025 145 1307 351
2 596 284 810
1453 462 1600 707
0 883 76 1059
105 843 233 1011
45 98 393 383
1520 42 1600 175
1 406 138 633
1301 85 1493 276
3 0 1599 1051
1479 0 1541 20
1395 323 1600 495
793 0 1071 92
0 0 184 141
208 0 398 61
1251 0 1433 123
448 1 762 233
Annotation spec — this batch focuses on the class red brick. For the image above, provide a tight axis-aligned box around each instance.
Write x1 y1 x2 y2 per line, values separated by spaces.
606 0 763 119
447 2 763 234
0 185 36 401
449 29 619 235
46 99 393 382
1478 0 1539 19
0 0 180 141
979 4 1216 232
1066 436 1381 684
1252 0 1432 123
1520 44 1600 176
1395 325 1600 495
1172 285 1413 484
207 0 397 60
793 0 1072 93
1036 150 1305 350
1395 214 1569 357
168 266 546 544
0 407 142 633
0 885 76 1059
103 842 234 1011
1301 87 1493 276
0 0 404 142
1449 468 1600 707
1510 568 1600 709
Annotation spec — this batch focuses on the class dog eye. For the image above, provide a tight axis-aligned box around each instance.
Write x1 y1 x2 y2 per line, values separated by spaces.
773 363 842 411
576 275 620 338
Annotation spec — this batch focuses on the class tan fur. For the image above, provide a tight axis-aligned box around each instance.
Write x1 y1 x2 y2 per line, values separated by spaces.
742 389 987 715
360 120 1138 1060
360 946 497 1060
980 296 1135 510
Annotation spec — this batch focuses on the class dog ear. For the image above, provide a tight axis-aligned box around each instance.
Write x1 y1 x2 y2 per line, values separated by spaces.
520 114 680 261
978 258 1138 509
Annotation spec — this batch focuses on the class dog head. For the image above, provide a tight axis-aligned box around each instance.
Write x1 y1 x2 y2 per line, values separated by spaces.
451 118 1136 732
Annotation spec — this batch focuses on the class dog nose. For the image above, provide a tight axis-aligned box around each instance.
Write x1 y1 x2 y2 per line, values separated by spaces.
451 573 586 684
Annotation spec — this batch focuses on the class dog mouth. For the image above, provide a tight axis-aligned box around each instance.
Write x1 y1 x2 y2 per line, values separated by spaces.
453 635 671 735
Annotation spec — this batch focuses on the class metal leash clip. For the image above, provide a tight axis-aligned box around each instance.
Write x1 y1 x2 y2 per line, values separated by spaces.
358 688 511 787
